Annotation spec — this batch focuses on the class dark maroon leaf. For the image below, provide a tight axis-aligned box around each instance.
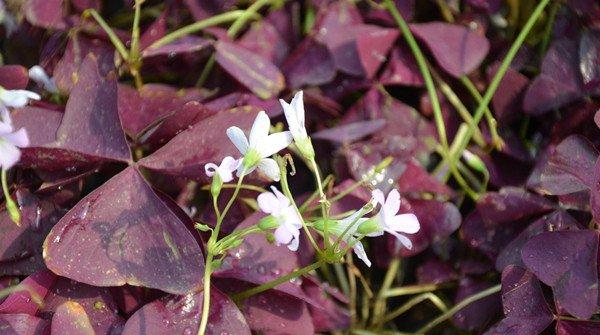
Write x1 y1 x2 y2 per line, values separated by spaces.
467 0 502 13
416 259 458 284
487 62 529 124
484 266 554 335
282 38 336 88
556 320 600 335
239 21 289 65
141 36 211 58
122 287 250 335
139 13 167 51
0 314 49 335
0 65 29 89
540 135 598 195
37 278 124 334
144 101 216 147
579 29 600 90
50 301 96 335
312 119 385 143
496 210 580 271
379 45 424 86
0 190 65 276
397 160 455 197
215 41 284 99
139 106 259 182
410 22 490 78
522 230 599 319
182 0 236 21
476 187 554 224
70 0 101 12
23 0 67 30
0 270 56 315
44 166 204 295
303 277 349 332
452 278 501 331
53 34 114 93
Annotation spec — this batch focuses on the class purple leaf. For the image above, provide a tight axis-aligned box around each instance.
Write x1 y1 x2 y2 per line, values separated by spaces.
50 301 96 335
239 21 289 65
303 278 349 332
0 190 65 276
579 29 600 90
0 65 29 89
496 210 580 271
416 259 458 284
521 230 599 319
141 36 211 58
23 0 67 30
397 160 455 197
487 62 529 124
122 287 250 335
139 106 260 182
379 45 424 86
37 278 124 334
0 314 49 335
215 41 285 99
484 266 554 335
452 278 501 331
312 119 385 143
523 38 583 115
540 135 598 195
43 166 204 295
53 34 114 93
410 22 490 78
282 38 336 88
556 320 600 335
0 270 56 315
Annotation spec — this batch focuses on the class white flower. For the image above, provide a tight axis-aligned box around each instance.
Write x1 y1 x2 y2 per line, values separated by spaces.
370 189 420 249
0 107 29 169
28 66 58 94
226 111 292 181
204 156 241 183
279 91 314 159
0 88 40 108
257 186 302 251
335 211 372 267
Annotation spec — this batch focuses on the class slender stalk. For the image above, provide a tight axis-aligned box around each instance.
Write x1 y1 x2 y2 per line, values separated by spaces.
334 263 350 296
232 260 324 301
347 254 358 327
201 183 267 193
310 159 331 249
539 0 560 60
383 283 448 298
372 258 401 327
197 253 214 335
149 10 245 49
299 174 333 212
459 76 504 149
380 292 447 325
1 168 19 226
384 0 449 153
415 284 500 334
86 9 130 61
443 0 551 173
129 0 144 88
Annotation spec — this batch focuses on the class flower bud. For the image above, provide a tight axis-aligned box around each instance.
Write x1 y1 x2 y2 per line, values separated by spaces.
210 173 223 199
6 197 20 226
295 136 315 160
356 218 381 235
258 215 279 230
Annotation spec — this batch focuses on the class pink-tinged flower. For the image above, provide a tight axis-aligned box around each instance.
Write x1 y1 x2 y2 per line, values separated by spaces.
227 111 292 181
0 88 40 108
370 189 420 249
0 108 29 169
257 186 302 251
204 156 241 183
28 66 58 94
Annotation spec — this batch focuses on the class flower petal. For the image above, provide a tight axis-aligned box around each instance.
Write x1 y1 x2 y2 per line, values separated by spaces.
384 189 401 217
28 65 58 94
221 156 241 171
290 91 305 125
0 89 40 108
3 128 29 148
388 213 420 234
287 229 300 251
270 186 290 208
204 163 218 177
248 111 270 149
226 126 249 154
0 140 21 169
257 131 292 158
257 192 281 216
258 158 281 181
388 230 413 250
353 241 371 267
371 189 386 206
274 225 294 246
280 99 300 138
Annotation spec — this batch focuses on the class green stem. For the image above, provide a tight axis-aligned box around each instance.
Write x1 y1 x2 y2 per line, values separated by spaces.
384 0 449 153
197 252 213 335
86 9 130 61
232 260 324 301
459 76 504 149
444 0 551 173
382 283 449 298
539 0 560 60
201 183 267 193
149 10 245 49
334 263 350 296
310 159 331 249
380 292 448 325
129 0 144 88
1 168 19 226
415 284 500 334
299 174 333 213
372 257 401 327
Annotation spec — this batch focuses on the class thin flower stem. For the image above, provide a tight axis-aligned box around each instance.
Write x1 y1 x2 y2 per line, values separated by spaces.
198 170 246 335
382 283 449 298
371 257 401 327
85 9 130 61
201 183 267 193
299 174 333 213
1 168 19 226
384 0 449 153
149 10 245 49
415 284 500 334
329 179 364 203
129 0 145 88
232 260 325 302
347 254 358 326
380 292 448 325
334 263 350 296
539 0 560 61
442 0 551 174
310 159 331 249
459 76 504 149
